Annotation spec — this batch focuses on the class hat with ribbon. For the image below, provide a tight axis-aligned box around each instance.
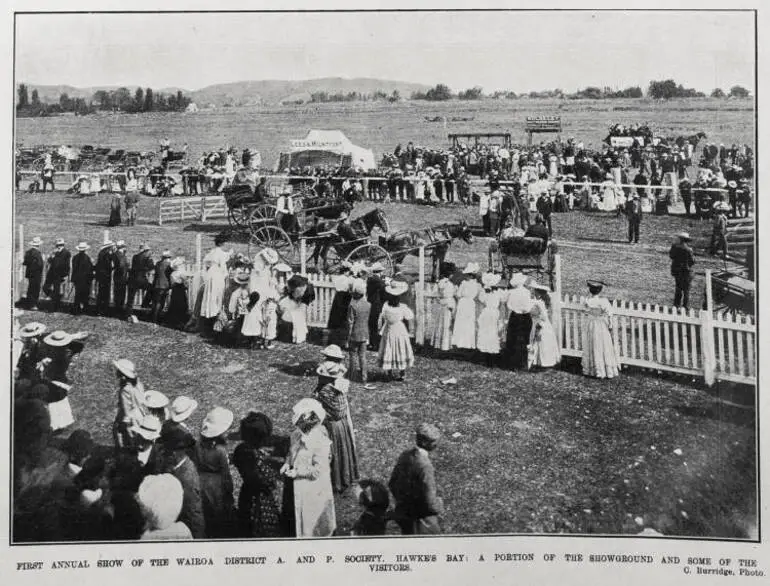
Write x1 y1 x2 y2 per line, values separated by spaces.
322 344 345 361
317 360 348 379
113 358 137 379
481 272 501 288
19 322 47 338
43 330 73 347
291 398 326 426
75 242 90 251
144 390 170 410
385 280 409 297
30 237 42 247
259 248 279 265
134 414 162 441
201 407 234 439
169 396 198 422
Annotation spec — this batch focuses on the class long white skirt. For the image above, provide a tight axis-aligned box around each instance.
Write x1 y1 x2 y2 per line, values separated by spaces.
200 267 227 318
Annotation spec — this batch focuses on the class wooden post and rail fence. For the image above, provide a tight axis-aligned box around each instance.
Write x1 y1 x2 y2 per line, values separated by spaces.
15 229 756 387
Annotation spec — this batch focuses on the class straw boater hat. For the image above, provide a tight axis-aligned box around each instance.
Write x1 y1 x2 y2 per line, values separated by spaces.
274 263 292 273
169 396 198 422
481 272 501 288
234 273 250 285
316 361 348 379
144 390 170 410
101 241 115 249
134 414 162 441
55 238 65 247
116 240 126 249
201 407 234 439
727 180 738 189
677 232 691 241
75 242 90 251
509 273 528 288
43 330 73 347
385 280 408 297
113 358 137 379
322 344 345 361
19 322 46 339
259 248 279 265
369 262 385 273
30 237 42 247
463 262 480 275
291 398 326 426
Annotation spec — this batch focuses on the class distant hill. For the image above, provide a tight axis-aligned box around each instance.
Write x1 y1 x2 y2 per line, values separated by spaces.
23 78 431 106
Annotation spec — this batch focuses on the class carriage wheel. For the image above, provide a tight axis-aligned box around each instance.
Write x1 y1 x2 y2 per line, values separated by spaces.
248 204 278 233
346 244 394 277
228 206 249 228
250 226 296 264
323 244 343 274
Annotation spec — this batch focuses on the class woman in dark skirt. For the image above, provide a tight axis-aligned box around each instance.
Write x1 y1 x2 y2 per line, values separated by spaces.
326 272 352 346
108 193 123 226
232 412 282 538
166 257 190 329
504 273 534 369
312 361 358 493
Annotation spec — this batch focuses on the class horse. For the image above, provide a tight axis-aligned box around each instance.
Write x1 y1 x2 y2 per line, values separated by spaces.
307 208 389 270
382 221 473 281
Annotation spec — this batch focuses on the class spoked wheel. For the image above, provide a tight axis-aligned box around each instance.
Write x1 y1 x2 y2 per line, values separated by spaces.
323 243 343 274
228 205 250 228
250 226 296 264
346 244 394 277
248 204 278 234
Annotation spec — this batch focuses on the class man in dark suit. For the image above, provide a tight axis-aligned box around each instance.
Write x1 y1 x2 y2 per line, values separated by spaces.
524 214 550 242
127 245 155 315
23 237 45 309
678 177 693 217
669 232 695 308
95 242 116 315
159 424 204 539
70 242 94 315
151 251 173 323
625 194 643 244
112 241 130 313
388 423 444 535
43 238 71 312
536 192 554 236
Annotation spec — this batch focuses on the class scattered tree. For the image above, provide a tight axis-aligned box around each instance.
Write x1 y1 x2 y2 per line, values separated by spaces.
458 87 484 100
31 89 40 107
729 85 750 99
710 88 726 98
17 84 28 108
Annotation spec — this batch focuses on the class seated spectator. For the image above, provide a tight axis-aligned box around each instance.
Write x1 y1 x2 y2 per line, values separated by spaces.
524 215 550 242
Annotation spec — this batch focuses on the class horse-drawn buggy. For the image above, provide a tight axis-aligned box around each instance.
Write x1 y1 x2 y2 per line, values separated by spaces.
488 226 556 288
707 270 755 317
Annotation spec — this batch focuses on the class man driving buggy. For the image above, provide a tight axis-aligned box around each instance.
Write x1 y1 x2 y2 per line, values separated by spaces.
308 211 358 271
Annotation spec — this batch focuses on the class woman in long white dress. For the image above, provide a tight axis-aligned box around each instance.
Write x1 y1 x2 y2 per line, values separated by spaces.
281 399 336 538
582 280 619 379
200 235 231 320
377 280 415 382
430 270 456 352
451 264 481 349
600 174 617 211
528 285 561 369
476 273 504 362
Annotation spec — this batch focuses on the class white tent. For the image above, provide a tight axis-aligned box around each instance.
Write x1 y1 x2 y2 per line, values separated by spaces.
185 102 199 113
288 130 376 171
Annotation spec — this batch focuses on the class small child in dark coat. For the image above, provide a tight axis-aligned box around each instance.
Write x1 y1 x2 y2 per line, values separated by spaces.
350 479 390 536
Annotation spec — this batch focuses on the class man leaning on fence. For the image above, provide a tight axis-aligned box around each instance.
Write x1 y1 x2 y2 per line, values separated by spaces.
669 232 695 309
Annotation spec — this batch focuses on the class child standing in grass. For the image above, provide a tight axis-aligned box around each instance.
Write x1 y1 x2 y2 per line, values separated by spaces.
241 291 263 349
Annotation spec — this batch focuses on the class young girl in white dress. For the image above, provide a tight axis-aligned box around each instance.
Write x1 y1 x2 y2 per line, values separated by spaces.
430 268 456 352
377 281 414 382
528 285 561 369
451 263 481 349
582 280 619 379
476 273 505 363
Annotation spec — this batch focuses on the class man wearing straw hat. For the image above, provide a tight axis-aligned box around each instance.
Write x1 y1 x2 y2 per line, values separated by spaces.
43 238 71 313
151 251 174 323
127 244 155 317
22 236 44 309
95 241 116 315
669 232 696 309
113 241 130 313
70 242 94 315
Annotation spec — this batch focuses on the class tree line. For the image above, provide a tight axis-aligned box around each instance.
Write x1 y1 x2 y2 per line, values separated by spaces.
309 89 402 103
16 84 194 117
409 80 751 101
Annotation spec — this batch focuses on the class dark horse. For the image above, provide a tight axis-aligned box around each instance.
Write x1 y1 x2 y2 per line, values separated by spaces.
307 208 390 269
382 221 473 281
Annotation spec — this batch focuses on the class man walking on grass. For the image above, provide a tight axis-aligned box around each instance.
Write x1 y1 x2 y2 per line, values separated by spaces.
625 193 643 244
669 232 695 308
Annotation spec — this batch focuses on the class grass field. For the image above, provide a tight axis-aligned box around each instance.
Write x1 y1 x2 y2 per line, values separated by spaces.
12 98 757 538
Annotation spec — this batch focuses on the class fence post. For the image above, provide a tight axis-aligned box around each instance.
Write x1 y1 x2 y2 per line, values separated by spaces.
201 196 207 223
103 229 109 244
299 238 307 275
192 234 203 309
158 201 164 226
552 254 563 350
416 246 426 344
700 269 716 386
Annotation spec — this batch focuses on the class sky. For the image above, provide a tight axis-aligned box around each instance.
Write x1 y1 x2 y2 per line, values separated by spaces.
15 10 755 93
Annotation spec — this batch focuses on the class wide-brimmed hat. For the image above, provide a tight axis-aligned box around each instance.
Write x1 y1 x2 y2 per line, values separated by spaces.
350 261 367 276
509 273 528 287
201 407 234 439
259 248 279 265
144 390 169 410
113 358 137 379
29 237 42 247
161 250 173 258
463 262 480 275
677 231 692 241
385 280 409 297
291 398 326 426
75 242 90 251
116 240 126 249
586 279 607 289
43 330 73 347
274 262 292 273
169 396 198 422
727 180 738 189
101 241 115 249
369 262 385 273
234 273 250 285
54 238 65 247
134 414 162 441
322 344 345 361
714 202 731 212
317 360 348 379
481 272 501 288
19 322 46 338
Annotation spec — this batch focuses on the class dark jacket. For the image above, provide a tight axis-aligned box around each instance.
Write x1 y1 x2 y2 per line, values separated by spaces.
669 242 695 275
152 259 172 290
70 251 95 289
46 249 71 282
524 223 550 242
625 197 643 221
536 195 553 218
130 251 155 286
23 248 44 279
113 251 130 285
388 447 444 521
168 457 205 539
95 248 114 282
